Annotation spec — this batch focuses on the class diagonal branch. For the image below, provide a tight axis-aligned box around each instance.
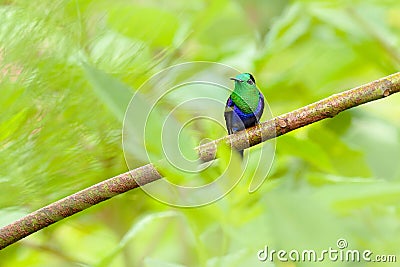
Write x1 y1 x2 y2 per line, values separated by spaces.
1 72 399 250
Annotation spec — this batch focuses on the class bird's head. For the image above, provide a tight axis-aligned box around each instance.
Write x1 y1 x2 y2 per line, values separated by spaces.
230 73 257 94
229 72 261 111
230 73 256 87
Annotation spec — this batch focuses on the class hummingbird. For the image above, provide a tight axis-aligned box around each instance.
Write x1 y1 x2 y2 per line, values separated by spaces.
224 73 264 156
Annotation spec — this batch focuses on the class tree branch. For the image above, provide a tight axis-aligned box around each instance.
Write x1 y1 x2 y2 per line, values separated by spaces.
1 72 399 250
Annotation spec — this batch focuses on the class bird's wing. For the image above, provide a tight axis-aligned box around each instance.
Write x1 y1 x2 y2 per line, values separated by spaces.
224 106 234 135
224 98 244 158
225 106 244 157
224 98 234 135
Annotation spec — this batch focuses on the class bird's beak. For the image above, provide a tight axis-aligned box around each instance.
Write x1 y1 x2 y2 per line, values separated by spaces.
230 77 243 82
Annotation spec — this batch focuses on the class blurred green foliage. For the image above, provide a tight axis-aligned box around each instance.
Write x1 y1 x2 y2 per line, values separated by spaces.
1 0 400 266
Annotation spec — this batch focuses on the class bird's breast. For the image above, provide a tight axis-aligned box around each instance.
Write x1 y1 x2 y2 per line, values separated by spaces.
233 94 264 118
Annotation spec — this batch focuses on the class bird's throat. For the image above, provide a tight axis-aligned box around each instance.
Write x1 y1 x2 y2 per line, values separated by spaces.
231 89 260 114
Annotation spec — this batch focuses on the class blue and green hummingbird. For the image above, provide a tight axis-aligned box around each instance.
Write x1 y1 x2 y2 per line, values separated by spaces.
224 73 264 156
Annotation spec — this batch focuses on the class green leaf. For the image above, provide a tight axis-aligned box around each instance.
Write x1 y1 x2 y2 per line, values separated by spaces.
82 63 133 123
310 181 400 215
308 126 371 177
264 2 311 54
278 134 334 173
96 211 184 267
343 114 400 180
107 5 179 47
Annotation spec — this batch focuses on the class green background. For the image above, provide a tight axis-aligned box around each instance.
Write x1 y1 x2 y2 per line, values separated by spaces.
1 0 400 266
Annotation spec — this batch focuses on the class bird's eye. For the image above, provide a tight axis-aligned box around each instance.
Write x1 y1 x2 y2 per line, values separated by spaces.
247 79 254 85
